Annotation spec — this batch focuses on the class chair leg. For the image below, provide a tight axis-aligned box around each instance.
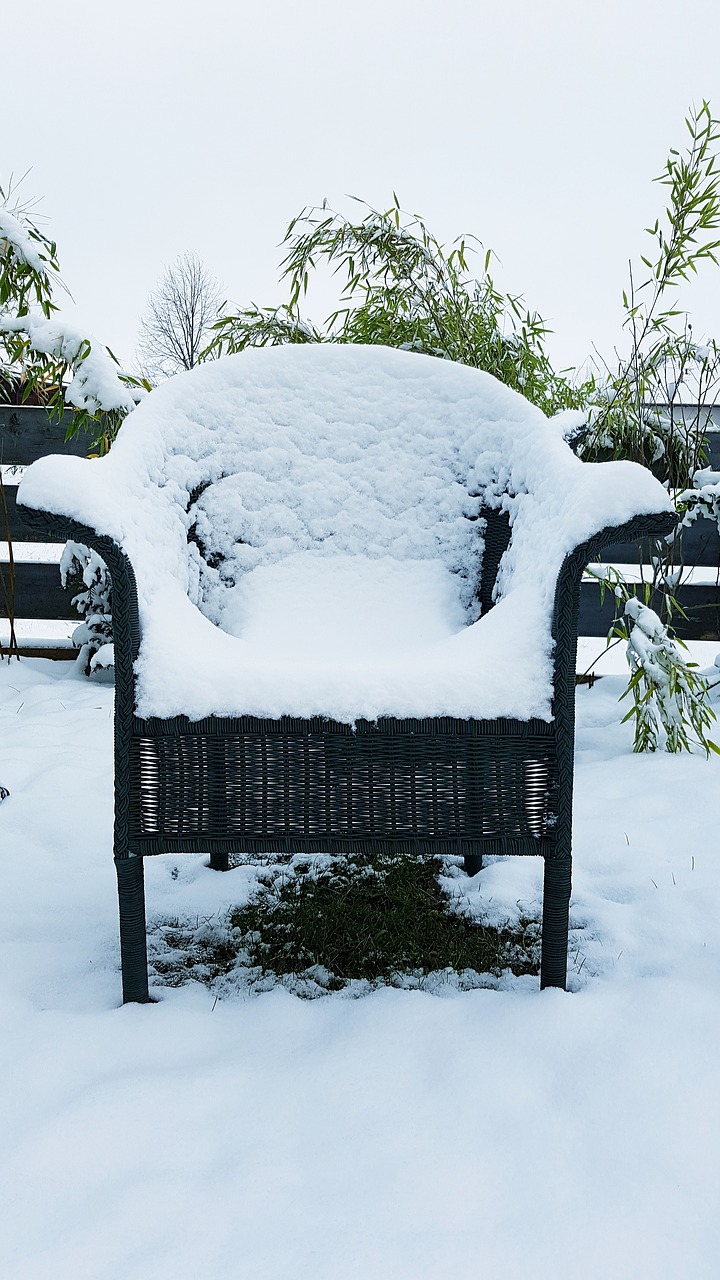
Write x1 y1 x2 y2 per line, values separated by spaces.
209 848 230 871
115 855 151 1003
540 856 572 991
463 853 483 876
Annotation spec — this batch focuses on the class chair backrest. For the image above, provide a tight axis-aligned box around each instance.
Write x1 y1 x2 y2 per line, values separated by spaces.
19 345 607 643
102 344 564 625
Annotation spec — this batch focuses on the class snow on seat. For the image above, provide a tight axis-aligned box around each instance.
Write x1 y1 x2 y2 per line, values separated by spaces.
149 549 554 722
18 343 672 723
17 342 676 1004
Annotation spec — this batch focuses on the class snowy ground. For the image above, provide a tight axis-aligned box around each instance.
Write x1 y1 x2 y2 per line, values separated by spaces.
1 654 720 1279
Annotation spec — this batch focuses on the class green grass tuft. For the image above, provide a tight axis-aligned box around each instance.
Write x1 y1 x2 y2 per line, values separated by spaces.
151 850 540 993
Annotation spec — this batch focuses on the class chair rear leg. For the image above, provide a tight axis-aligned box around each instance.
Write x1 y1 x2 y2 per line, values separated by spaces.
540 855 572 990
115 855 151 1003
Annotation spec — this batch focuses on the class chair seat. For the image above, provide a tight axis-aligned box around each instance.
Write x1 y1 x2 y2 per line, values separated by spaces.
134 552 555 723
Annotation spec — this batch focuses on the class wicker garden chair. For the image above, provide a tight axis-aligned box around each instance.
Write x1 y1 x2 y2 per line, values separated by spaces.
18 345 675 1002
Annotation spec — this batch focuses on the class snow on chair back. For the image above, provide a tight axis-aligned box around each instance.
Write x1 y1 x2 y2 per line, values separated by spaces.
20 345 668 640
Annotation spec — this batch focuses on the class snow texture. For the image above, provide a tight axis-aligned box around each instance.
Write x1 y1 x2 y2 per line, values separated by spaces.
0 657 719 1280
18 344 672 721
0 206 48 275
679 466 720 534
0 312 136 415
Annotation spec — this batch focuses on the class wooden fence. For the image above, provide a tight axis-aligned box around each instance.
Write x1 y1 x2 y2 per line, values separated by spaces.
2 404 719 661
1 406 88 658
580 430 720 641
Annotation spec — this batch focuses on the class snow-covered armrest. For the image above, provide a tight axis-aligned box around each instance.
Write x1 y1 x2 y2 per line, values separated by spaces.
15 495 143 685
17 451 190 597
492 445 675 609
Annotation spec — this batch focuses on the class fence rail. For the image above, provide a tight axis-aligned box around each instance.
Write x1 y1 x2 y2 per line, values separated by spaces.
583 432 720 640
1 406 83 658
2 405 720 660
0 406 91 466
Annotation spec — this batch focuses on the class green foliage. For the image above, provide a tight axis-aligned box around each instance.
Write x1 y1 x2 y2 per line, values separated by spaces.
0 176 141 453
578 104 720 753
210 300 322 351
0 178 140 672
0 184 59 317
209 195 589 418
0 176 62 405
580 102 720 490
588 565 718 754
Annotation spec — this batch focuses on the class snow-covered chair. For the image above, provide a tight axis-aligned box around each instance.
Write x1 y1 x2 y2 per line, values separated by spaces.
18 345 675 1002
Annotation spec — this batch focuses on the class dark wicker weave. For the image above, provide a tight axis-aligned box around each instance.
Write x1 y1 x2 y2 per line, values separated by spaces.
19 502 676 1002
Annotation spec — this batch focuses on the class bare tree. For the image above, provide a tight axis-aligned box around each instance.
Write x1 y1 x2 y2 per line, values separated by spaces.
136 252 222 383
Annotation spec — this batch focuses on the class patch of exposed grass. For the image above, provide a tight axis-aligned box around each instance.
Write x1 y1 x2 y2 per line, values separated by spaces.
231 851 537 985
150 850 540 993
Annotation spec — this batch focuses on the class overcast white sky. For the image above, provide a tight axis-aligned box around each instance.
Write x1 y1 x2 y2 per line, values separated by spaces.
5 0 720 378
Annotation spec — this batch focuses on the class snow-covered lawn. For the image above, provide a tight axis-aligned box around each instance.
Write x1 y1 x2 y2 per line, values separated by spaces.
1 654 719 1279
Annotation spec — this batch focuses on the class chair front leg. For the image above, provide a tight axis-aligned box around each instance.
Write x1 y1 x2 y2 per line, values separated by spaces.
115 854 151 1003
540 854 572 990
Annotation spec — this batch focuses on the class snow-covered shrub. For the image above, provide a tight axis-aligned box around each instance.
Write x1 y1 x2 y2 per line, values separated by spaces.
1 175 142 445
622 597 717 754
588 566 717 754
209 196 591 419
2 177 144 676
579 103 720 492
1 312 136 418
677 466 720 535
572 104 720 751
60 541 113 676
1 179 60 404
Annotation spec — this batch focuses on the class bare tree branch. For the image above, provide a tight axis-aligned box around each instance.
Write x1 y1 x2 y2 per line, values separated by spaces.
136 252 222 382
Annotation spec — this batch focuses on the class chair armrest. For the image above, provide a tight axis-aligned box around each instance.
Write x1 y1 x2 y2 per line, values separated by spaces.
17 450 191 669
550 507 678 724
542 507 677 849
15 504 141 681
551 508 678 642
498 454 675 592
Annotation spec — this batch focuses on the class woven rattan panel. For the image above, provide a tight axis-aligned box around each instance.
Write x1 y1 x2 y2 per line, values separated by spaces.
129 717 558 853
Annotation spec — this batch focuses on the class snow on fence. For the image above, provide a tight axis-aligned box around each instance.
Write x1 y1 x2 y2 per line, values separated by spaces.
2 404 719 655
